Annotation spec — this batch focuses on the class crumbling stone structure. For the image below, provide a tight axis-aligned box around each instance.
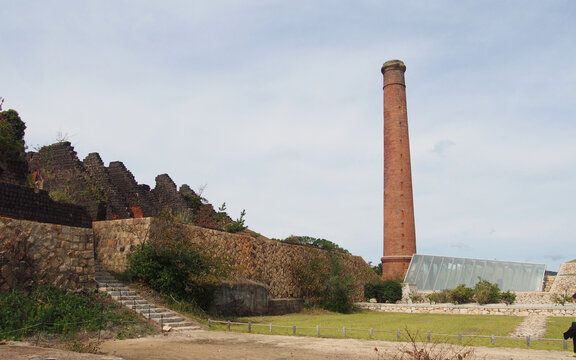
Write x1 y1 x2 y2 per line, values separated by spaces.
26 142 220 224
82 153 132 219
381 60 417 279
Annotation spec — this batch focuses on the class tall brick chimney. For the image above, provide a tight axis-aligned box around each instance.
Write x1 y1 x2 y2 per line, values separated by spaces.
381 59 417 280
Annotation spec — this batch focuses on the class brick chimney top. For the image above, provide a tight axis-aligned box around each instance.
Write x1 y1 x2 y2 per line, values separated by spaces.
381 60 406 74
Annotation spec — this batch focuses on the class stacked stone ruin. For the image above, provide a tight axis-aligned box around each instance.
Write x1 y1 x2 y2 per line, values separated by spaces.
22 141 218 223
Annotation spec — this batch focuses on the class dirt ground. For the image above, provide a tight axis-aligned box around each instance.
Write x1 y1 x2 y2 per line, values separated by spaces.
1 330 572 360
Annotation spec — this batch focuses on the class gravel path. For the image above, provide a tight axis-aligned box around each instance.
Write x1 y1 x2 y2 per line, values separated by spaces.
509 314 549 339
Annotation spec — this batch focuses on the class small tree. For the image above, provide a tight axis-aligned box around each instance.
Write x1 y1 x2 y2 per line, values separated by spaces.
473 278 501 305
364 279 402 303
0 109 26 159
127 212 226 310
450 284 474 304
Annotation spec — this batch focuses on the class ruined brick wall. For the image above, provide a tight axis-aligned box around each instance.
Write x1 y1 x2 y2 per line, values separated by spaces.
82 153 132 219
0 158 28 186
107 162 158 217
94 218 376 301
26 142 224 226
28 142 105 221
152 174 188 211
0 216 94 291
0 182 92 228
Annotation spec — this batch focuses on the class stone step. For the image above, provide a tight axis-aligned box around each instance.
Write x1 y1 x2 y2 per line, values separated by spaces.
119 299 148 305
171 325 202 331
144 312 177 320
96 281 124 287
108 290 137 297
113 296 142 302
98 286 132 292
163 321 195 328
94 264 198 331
131 304 160 311
155 317 185 324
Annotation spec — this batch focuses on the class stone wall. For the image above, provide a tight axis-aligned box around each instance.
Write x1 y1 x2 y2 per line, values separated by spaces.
93 218 376 301
549 262 576 295
93 218 152 273
358 302 576 317
0 182 92 228
0 216 94 291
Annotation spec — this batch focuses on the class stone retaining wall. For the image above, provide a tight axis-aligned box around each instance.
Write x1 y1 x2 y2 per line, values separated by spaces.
549 262 576 295
93 218 152 273
93 218 376 301
0 216 94 291
357 302 576 317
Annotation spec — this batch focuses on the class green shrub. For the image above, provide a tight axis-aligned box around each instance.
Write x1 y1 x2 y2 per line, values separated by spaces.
473 278 501 305
428 289 451 303
499 290 516 305
281 235 350 254
0 286 123 339
0 109 26 165
127 214 226 310
224 209 247 233
450 284 474 304
291 251 355 313
364 279 402 303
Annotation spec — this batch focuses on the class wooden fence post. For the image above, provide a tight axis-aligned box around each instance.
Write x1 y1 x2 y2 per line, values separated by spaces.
397 329 401 340
427 331 431 342
292 325 296 335
526 335 530 347
343 326 346 337
491 334 495 345
248 322 251 333
370 328 373 339
269 323 273 333
316 325 320 337
227 320 231 331
458 333 462 342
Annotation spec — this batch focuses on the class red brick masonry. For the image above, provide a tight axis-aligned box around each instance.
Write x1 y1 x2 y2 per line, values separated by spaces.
381 60 416 279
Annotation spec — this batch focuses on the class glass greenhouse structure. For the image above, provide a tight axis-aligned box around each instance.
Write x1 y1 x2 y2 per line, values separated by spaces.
404 254 546 291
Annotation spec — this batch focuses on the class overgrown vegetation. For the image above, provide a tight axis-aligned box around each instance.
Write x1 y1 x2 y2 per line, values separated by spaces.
126 210 227 312
281 235 351 254
0 109 26 165
427 278 516 305
290 250 355 313
364 279 402 303
552 291 573 305
0 285 146 340
370 261 383 276
0 109 26 155
212 202 248 233
383 329 476 360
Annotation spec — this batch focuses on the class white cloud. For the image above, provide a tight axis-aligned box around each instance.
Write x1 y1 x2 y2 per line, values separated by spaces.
2 1 576 272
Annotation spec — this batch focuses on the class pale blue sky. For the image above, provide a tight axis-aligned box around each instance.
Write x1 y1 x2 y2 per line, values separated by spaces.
2 1 575 271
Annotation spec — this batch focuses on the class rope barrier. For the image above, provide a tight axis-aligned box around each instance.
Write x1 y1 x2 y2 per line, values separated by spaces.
206 319 569 349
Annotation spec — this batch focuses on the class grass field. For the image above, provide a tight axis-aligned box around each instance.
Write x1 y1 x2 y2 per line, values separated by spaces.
209 309 573 352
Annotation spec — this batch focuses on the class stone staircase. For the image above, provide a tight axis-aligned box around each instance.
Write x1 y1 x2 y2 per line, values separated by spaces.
95 265 200 331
